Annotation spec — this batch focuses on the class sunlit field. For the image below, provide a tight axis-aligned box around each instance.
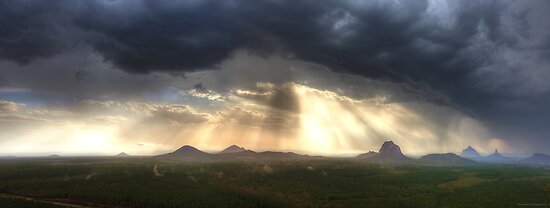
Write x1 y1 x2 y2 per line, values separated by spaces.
1 158 549 208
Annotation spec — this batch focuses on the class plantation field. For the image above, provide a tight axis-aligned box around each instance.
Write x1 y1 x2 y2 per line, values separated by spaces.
1 158 549 207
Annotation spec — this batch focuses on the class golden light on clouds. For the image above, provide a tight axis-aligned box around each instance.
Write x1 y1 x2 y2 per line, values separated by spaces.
0 82 497 156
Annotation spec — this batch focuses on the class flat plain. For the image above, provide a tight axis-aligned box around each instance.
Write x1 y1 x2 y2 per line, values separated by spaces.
1 158 550 208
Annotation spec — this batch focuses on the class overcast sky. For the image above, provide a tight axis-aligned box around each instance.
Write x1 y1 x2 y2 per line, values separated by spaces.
1 0 549 156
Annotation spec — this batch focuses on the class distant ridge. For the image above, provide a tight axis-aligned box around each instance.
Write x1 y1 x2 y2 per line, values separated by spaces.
219 145 247 154
520 153 550 165
419 153 476 165
256 151 312 159
460 146 481 159
220 150 259 158
356 151 378 159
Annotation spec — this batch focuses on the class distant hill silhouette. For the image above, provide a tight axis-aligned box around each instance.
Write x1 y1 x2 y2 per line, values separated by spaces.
460 146 482 159
520 153 550 165
219 145 247 154
0 156 16 159
357 141 410 161
356 151 378 159
419 153 476 165
156 145 211 159
116 152 130 157
256 151 312 159
479 149 512 163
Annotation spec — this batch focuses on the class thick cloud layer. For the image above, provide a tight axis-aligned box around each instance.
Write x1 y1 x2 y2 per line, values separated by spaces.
1 0 550 152
0 1 514 75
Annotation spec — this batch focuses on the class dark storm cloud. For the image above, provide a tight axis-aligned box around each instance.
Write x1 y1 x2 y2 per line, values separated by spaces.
2 0 550 148
0 0 487 76
73 1 252 73
0 0 519 92
0 0 76 63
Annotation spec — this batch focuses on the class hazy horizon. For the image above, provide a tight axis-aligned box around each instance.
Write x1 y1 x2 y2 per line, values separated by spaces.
0 142 537 158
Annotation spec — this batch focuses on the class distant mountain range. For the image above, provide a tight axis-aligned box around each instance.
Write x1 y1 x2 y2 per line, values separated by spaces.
143 142 550 166
3 141 550 167
155 145 322 160
355 141 470 165
457 146 550 165
460 146 515 163
352 142 550 166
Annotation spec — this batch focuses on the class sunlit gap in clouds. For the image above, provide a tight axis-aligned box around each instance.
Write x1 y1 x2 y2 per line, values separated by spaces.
0 82 505 156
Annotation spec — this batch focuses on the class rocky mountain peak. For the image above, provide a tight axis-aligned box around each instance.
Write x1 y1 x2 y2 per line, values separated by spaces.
377 141 407 160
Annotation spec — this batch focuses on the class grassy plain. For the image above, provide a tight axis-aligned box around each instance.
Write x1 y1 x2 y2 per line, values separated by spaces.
1 158 549 207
